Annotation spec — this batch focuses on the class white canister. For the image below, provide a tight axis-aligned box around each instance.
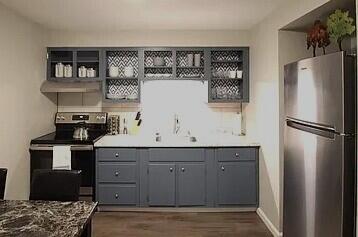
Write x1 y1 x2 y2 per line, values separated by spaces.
153 57 165 66
109 66 119 77
124 66 134 78
64 65 72 78
187 54 194 67
78 66 87 78
55 63 64 78
194 54 201 67
236 70 243 79
86 68 95 78
229 71 236 79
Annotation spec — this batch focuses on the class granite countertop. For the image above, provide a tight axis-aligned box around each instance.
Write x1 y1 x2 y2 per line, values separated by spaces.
94 134 260 147
0 200 97 237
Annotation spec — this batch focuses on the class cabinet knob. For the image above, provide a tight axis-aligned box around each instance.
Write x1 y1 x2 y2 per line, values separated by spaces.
181 167 185 172
169 167 173 172
221 166 225 171
115 171 120 176
115 153 119 157
115 194 119 199
235 153 239 158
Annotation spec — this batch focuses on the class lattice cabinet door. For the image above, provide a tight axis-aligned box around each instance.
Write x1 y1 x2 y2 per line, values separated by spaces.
104 49 140 102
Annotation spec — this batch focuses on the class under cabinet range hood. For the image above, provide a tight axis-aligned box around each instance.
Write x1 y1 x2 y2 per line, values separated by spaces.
40 81 101 93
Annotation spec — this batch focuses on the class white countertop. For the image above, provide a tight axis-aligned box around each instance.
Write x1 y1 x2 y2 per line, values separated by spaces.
94 134 260 148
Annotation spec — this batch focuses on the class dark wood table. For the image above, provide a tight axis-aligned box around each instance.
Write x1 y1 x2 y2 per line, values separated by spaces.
0 200 97 237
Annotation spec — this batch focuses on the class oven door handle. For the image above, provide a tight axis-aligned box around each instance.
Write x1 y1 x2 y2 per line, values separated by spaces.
29 145 93 151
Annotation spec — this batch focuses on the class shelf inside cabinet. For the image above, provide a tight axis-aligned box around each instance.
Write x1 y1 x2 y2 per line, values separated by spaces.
145 66 173 69
177 66 204 69
106 77 138 80
51 60 73 64
211 60 242 63
212 78 243 80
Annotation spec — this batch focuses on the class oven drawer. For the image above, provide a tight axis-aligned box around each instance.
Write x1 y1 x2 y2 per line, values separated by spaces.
97 184 137 205
98 163 136 183
217 148 256 161
97 148 137 161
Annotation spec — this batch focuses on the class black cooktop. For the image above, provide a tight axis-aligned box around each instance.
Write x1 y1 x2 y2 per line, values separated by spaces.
30 132 105 145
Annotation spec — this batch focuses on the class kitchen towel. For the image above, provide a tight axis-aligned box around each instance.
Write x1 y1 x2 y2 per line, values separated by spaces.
52 146 71 170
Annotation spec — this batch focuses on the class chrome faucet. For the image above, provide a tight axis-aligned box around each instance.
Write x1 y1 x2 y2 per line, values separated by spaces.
173 114 180 134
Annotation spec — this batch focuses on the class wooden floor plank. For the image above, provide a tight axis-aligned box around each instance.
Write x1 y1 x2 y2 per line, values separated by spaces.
93 212 273 237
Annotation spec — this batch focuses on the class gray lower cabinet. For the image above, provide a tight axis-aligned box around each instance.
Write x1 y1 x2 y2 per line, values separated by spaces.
148 163 176 206
96 148 138 206
97 184 137 205
96 147 259 208
217 162 257 205
177 163 206 206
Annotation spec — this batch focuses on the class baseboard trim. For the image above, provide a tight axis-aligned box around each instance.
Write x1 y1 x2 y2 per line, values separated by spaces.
98 206 257 213
256 208 282 237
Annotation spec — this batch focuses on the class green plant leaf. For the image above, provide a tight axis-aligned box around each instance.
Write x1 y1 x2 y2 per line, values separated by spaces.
327 9 356 43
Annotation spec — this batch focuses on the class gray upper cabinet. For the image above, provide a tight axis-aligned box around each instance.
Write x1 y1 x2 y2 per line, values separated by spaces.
177 163 206 206
209 48 249 103
217 162 257 205
103 48 141 103
47 47 249 103
148 163 176 206
47 47 102 82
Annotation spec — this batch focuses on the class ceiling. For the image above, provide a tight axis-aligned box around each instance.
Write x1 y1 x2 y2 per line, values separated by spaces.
0 0 286 31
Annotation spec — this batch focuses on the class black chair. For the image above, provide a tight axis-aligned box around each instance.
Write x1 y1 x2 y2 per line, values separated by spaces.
30 169 81 201
0 168 7 199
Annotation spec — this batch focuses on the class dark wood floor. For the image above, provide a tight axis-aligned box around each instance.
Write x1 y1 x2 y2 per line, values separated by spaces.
93 212 272 237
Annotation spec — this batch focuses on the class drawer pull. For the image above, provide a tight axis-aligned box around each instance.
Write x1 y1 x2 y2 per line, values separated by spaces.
115 194 119 199
221 166 225 171
181 167 185 172
235 153 239 158
169 167 173 172
115 171 120 176
115 153 119 157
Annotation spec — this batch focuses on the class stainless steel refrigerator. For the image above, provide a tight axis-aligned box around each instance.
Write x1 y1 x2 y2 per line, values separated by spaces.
283 51 356 237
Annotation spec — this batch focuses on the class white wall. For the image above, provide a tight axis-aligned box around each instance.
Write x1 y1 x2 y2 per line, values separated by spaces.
0 3 56 199
247 0 330 235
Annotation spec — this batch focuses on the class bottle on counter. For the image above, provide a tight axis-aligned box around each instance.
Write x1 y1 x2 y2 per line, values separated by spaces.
123 118 128 135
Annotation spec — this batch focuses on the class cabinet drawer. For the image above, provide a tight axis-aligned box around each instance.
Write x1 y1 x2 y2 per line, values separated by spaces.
97 184 136 205
98 163 136 183
149 148 204 162
217 148 256 161
97 148 137 161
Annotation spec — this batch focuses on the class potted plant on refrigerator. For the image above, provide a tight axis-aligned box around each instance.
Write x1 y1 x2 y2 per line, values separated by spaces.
307 20 330 57
327 9 355 51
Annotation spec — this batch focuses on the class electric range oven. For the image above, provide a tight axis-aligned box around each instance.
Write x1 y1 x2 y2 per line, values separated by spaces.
30 112 107 201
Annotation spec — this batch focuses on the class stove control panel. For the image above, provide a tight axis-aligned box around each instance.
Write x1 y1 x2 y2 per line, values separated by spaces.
55 112 107 124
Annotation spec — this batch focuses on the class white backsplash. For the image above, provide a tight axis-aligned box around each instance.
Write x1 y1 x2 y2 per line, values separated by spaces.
58 80 244 137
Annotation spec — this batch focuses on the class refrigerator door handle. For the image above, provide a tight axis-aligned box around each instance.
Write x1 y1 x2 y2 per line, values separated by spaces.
286 117 336 139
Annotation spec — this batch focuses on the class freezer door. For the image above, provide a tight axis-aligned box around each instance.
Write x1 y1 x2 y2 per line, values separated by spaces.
284 51 355 134
283 120 346 237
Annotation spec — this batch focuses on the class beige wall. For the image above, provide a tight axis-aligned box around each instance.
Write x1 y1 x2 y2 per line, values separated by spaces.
47 30 250 47
247 0 330 234
0 3 56 199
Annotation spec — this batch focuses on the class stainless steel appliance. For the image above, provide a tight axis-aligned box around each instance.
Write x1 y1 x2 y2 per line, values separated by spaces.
30 112 107 201
283 51 356 237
